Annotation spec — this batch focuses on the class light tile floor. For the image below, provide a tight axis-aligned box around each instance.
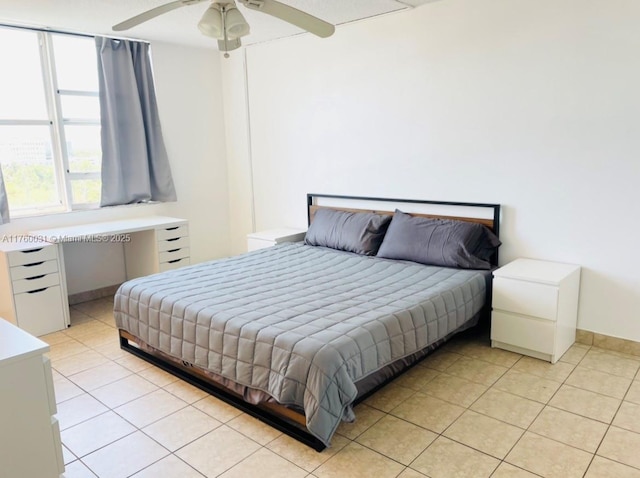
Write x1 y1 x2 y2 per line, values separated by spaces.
43 297 640 478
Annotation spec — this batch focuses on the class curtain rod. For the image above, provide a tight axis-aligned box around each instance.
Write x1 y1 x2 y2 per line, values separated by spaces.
0 22 150 43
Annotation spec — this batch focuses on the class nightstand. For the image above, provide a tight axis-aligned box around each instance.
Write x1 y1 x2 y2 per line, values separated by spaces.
490 258 581 363
247 228 307 252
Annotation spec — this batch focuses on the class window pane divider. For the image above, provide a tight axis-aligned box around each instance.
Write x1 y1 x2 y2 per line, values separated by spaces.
62 119 100 125
68 172 100 180
40 32 72 211
0 119 51 126
57 89 99 97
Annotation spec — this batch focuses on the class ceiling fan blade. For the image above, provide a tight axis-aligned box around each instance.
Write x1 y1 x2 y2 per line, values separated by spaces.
113 0 206 31
239 0 335 38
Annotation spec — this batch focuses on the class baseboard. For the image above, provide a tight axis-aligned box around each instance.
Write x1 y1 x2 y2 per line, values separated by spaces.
576 328 640 357
68 284 121 305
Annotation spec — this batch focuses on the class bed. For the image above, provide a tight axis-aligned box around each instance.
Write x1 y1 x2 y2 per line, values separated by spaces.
115 194 501 451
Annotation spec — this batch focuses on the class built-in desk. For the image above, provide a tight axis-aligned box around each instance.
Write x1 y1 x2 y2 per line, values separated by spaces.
19 216 190 334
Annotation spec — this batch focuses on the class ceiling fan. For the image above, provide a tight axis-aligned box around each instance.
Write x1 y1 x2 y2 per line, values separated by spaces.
113 0 335 55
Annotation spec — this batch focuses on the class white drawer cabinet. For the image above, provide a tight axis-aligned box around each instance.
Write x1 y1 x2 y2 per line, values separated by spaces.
0 241 68 336
0 319 64 477
124 220 191 277
247 228 306 252
490 258 581 363
156 223 190 271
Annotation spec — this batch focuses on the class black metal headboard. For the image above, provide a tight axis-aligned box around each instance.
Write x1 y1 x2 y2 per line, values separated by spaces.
306 193 501 266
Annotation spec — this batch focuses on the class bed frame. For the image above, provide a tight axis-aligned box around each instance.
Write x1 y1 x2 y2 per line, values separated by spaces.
118 194 501 451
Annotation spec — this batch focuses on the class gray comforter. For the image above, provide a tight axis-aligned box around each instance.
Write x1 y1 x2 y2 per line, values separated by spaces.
114 243 486 446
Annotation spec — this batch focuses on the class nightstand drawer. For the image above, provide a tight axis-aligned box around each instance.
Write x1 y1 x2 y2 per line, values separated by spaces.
247 238 274 252
7 246 57 267
157 225 188 241
10 260 59 281
493 277 558 321
491 311 555 354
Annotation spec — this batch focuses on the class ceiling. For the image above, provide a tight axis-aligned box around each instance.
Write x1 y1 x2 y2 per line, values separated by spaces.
0 0 440 49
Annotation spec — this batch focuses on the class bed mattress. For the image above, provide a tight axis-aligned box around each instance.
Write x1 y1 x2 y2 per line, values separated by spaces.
114 242 487 446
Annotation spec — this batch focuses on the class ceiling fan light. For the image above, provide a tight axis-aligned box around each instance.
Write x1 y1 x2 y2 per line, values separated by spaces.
225 6 250 39
198 4 224 40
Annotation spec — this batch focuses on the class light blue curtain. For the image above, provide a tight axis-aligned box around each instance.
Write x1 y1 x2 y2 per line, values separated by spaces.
0 164 9 224
95 37 177 207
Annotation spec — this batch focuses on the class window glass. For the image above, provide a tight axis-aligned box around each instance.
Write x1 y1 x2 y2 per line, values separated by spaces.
0 28 105 216
0 28 48 120
60 95 101 120
71 178 101 205
52 34 99 91
0 125 61 211
65 125 102 173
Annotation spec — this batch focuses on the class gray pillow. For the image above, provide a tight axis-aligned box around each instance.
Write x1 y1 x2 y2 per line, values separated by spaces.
304 209 392 255
376 210 501 269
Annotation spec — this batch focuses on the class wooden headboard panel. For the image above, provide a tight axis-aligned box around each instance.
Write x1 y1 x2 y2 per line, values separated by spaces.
308 205 496 231
307 194 501 263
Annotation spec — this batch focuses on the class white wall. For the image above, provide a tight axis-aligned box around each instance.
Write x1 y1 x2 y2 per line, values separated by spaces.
223 0 640 341
0 41 230 294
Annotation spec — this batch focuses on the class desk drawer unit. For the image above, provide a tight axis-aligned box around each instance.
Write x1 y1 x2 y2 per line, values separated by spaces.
7 245 57 266
490 258 580 363
0 242 67 337
156 223 190 272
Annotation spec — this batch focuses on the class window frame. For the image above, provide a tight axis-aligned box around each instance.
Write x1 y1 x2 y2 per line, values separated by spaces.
0 27 102 217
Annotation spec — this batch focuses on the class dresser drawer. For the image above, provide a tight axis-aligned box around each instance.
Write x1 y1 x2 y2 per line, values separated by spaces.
12 272 60 294
159 257 190 272
7 246 57 267
157 235 189 252
491 310 555 354
50 417 64 474
42 356 57 415
156 225 188 241
10 259 58 281
158 247 190 263
493 277 558 321
14 285 66 336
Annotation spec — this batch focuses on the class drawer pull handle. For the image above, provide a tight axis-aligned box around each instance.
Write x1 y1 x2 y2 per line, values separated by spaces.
27 287 48 294
167 248 180 253
22 248 44 254
168 259 183 264
166 237 180 242
24 261 45 267
25 274 45 281
165 226 179 231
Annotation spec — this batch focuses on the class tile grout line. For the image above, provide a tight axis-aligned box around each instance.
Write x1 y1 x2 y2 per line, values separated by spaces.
53 301 640 478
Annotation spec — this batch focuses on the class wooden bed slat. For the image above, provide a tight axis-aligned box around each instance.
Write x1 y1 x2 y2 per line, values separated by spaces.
308 205 496 231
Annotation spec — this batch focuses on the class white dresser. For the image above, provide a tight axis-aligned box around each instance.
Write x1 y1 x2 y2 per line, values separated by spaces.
247 228 306 252
490 258 581 363
0 319 64 477
0 240 69 336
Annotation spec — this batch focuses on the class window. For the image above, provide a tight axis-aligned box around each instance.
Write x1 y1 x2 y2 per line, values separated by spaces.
0 26 101 217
